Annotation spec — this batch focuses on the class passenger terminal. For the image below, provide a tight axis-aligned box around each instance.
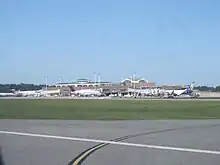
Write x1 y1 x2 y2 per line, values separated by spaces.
0 75 200 98
42 77 198 98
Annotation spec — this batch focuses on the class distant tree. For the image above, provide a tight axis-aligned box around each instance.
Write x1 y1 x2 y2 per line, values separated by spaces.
194 86 215 91
0 84 45 92
215 85 220 92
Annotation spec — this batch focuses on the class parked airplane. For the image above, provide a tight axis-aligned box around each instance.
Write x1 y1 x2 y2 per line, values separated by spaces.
164 82 195 97
68 86 102 96
11 89 60 97
135 89 153 96
74 89 102 96
39 89 60 96
11 89 42 97
0 92 15 97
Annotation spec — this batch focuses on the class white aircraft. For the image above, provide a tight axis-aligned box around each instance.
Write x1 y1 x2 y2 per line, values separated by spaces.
68 85 102 97
0 93 15 97
39 89 60 96
12 90 42 97
130 88 157 97
164 82 195 96
72 89 102 97
10 88 61 97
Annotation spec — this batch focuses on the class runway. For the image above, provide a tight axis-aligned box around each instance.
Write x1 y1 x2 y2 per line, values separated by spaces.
0 120 220 165
1 96 220 101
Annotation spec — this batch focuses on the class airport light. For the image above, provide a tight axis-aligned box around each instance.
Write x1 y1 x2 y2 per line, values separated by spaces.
133 72 136 90
98 73 100 86
59 76 63 96
94 72 96 90
133 72 136 97
60 76 63 84
93 73 101 90
44 76 48 91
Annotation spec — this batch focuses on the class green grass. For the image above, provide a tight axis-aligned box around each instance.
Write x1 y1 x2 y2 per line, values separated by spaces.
0 99 220 120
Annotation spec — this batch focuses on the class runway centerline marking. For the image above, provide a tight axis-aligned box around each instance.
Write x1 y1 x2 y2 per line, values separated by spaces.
0 130 220 155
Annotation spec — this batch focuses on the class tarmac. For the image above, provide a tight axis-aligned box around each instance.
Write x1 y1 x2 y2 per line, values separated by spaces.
1 96 220 100
0 120 220 165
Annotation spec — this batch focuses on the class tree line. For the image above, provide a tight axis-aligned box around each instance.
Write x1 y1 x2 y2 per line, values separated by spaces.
0 83 220 93
0 84 45 93
194 86 220 92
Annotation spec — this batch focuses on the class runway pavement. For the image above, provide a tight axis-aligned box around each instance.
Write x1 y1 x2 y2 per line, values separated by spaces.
0 120 220 165
1 96 220 100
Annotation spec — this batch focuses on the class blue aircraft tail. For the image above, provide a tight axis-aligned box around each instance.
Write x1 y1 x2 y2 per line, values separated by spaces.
186 82 195 93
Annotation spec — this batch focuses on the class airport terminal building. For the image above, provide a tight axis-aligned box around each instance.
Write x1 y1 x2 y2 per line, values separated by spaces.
42 76 198 98
46 77 158 96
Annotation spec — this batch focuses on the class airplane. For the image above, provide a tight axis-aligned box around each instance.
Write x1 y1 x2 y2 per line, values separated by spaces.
11 89 41 97
164 82 196 97
68 86 102 97
11 89 60 97
135 89 153 97
73 89 102 97
0 92 15 97
39 89 60 97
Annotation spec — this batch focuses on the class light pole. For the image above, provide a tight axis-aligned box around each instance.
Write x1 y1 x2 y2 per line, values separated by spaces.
60 76 63 84
133 72 136 90
45 76 48 91
94 72 97 90
98 73 100 85
133 72 136 97
59 76 63 96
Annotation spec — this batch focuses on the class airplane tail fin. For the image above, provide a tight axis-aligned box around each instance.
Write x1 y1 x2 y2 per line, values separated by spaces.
186 82 195 92
186 82 195 93
11 89 16 94
190 82 195 91
68 86 76 92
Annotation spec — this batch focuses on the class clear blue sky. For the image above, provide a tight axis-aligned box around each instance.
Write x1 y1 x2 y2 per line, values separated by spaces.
1 0 220 86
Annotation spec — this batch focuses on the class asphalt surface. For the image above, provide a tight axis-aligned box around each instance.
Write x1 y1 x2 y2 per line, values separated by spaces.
0 120 220 165
1 96 220 100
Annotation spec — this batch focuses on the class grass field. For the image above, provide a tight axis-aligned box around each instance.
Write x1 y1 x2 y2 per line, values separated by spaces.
0 99 220 120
